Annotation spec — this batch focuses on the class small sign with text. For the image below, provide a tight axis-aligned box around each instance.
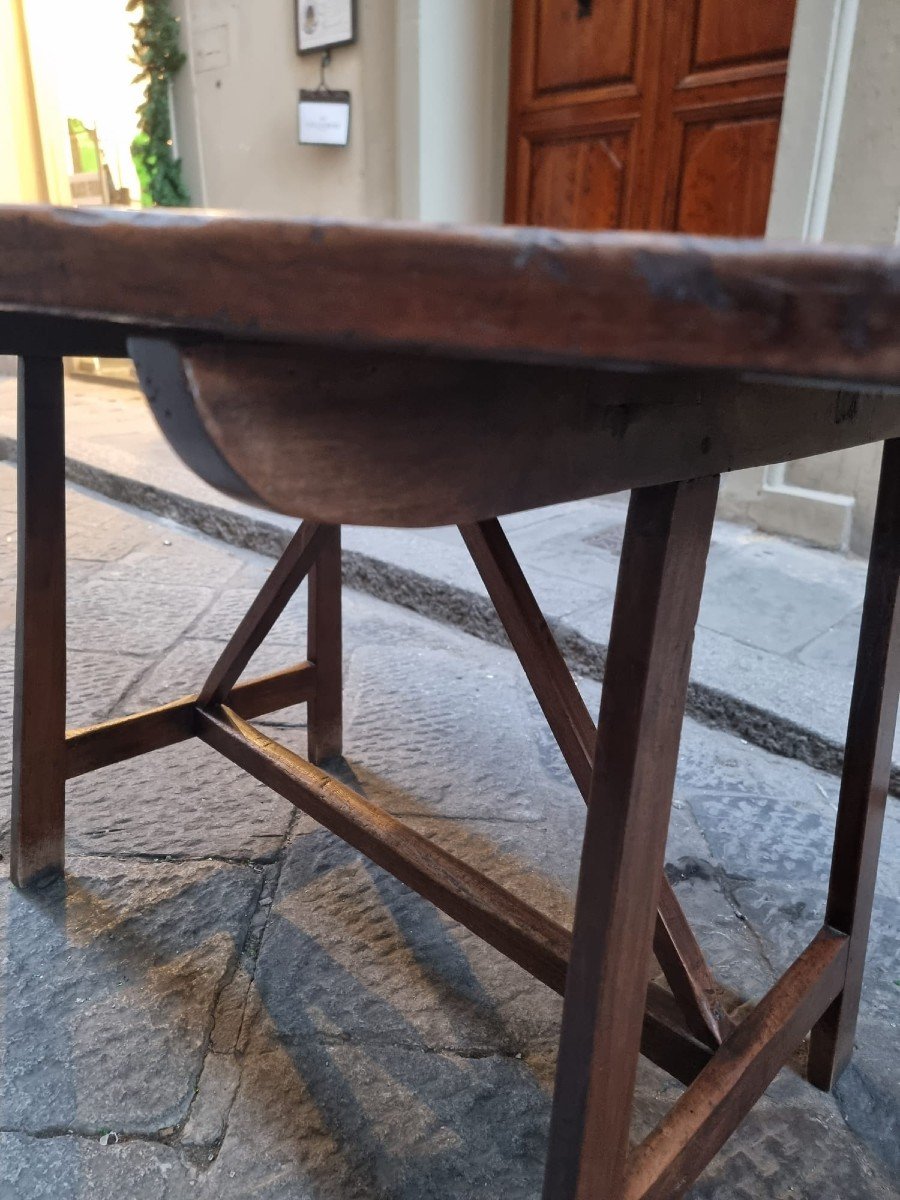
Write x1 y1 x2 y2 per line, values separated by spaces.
298 91 351 146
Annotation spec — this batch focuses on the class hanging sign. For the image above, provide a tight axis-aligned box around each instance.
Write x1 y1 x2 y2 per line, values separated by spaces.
298 90 351 146
296 0 356 54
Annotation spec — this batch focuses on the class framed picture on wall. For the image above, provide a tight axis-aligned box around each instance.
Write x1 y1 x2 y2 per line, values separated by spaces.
296 0 356 55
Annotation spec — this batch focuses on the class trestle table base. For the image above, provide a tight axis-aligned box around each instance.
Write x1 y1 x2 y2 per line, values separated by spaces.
9 354 897 1200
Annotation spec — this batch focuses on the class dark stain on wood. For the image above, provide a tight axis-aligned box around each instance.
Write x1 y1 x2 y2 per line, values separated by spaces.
634 248 732 311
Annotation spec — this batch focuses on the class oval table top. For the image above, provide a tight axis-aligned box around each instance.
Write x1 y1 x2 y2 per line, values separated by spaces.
4 205 900 526
2 204 900 387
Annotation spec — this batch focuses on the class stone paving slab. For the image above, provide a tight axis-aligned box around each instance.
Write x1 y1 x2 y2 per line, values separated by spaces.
64 742 297 862
0 1134 190 1200
0 472 897 1198
0 856 263 1135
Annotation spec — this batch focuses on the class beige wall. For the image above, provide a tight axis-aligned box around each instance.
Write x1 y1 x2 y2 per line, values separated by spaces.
823 2 900 245
171 0 510 224
171 0 397 218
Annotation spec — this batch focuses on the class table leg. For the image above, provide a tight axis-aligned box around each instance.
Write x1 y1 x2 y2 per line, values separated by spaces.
11 357 66 888
808 437 900 1090
543 475 719 1200
461 517 731 1047
307 523 342 764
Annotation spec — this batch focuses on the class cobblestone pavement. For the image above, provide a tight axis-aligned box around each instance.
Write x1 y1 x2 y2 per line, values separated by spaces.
0 464 897 1200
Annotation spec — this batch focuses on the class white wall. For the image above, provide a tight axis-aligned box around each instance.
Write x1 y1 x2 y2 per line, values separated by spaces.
764 0 858 243
784 0 900 552
721 0 900 553
411 0 510 223
823 2 900 244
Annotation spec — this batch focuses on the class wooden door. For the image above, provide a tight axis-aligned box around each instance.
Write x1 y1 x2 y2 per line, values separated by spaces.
505 0 796 235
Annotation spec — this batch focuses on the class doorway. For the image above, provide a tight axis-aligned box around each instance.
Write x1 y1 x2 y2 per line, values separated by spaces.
505 0 796 233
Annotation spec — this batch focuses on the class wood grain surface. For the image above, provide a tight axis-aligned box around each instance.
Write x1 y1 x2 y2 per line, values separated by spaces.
2 205 900 386
10 357 66 887
544 475 720 1198
625 928 848 1200
130 337 900 526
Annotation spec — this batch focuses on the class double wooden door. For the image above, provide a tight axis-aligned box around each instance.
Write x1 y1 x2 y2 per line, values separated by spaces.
506 0 796 234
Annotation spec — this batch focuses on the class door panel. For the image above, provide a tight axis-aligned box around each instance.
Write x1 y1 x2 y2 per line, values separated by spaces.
528 129 632 229
692 0 795 71
506 0 663 227
506 0 796 234
674 113 782 235
651 0 794 233
535 0 641 93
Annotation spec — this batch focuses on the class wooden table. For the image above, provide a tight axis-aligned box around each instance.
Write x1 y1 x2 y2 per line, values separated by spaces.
2 205 898 1199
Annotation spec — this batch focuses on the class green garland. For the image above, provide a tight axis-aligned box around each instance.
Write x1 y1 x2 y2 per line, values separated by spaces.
128 0 190 207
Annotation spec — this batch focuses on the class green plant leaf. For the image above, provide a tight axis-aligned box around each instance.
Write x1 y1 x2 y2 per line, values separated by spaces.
130 0 190 207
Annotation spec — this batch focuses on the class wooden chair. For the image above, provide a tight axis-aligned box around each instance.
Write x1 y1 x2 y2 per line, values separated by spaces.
2 206 898 1199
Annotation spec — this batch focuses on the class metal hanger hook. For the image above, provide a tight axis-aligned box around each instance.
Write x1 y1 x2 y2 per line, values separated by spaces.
318 50 332 92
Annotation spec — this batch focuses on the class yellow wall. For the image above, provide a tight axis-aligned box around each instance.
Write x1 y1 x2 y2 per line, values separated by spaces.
22 0 142 202
0 0 137 208
0 0 47 202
